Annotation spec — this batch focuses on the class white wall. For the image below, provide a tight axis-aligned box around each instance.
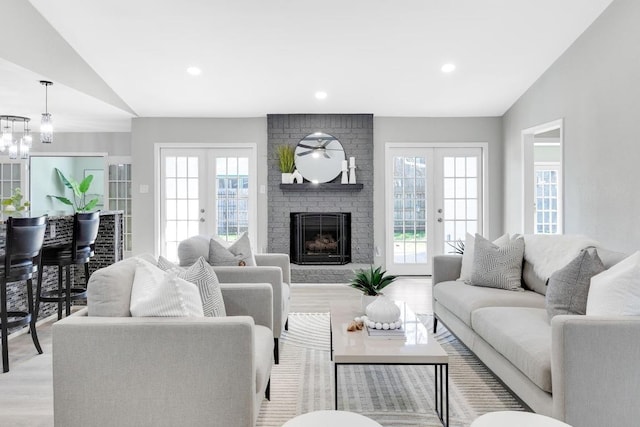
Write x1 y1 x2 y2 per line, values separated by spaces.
503 0 640 252
373 117 503 266
130 117 268 255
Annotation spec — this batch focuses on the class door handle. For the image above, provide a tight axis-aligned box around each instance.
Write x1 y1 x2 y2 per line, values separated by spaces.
200 218 205 222
437 218 443 223
200 209 205 213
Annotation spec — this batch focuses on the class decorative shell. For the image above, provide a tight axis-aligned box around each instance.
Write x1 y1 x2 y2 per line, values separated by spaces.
365 294 401 324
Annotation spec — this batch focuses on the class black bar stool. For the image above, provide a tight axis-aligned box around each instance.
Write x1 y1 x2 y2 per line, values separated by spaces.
35 212 100 320
1 215 47 373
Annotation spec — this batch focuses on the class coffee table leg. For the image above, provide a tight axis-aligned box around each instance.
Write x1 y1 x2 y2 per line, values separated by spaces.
445 363 449 427
334 363 338 409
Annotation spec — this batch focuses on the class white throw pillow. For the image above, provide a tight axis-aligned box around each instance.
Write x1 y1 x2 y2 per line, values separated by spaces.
157 255 226 317
209 231 256 266
130 259 204 317
586 251 640 316
459 232 510 282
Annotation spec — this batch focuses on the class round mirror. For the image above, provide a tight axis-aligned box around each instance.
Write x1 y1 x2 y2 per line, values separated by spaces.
294 132 345 183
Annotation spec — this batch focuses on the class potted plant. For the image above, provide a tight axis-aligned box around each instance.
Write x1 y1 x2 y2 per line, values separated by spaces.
2 187 30 212
349 265 398 313
48 168 99 212
276 144 295 183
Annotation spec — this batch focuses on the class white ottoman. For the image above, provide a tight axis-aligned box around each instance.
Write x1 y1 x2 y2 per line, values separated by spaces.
471 411 572 427
282 410 382 427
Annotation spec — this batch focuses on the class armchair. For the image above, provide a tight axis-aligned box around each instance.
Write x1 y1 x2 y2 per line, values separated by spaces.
178 235 291 363
52 257 274 427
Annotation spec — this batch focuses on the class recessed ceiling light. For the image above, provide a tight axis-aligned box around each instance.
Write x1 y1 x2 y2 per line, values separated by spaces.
187 66 202 76
441 63 456 73
315 91 327 100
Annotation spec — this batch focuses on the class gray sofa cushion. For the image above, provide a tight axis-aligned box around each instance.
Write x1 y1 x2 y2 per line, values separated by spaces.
177 235 210 266
545 248 604 320
87 257 139 317
433 281 545 327
472 307 552 393
471 234 525 291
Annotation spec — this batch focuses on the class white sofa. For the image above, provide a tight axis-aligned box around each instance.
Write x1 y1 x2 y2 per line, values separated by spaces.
52 257 274 427
432 243 640 427
178 235 291 363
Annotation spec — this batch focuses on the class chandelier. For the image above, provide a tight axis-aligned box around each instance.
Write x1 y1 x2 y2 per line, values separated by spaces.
0 115 32 159
40 80 53 143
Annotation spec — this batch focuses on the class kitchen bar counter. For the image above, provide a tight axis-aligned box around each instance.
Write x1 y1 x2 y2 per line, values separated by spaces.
3 210 124 329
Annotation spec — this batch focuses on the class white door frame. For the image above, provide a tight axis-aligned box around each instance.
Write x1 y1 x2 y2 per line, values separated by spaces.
154 142 258 257
521 119 564 233
384 142 488 275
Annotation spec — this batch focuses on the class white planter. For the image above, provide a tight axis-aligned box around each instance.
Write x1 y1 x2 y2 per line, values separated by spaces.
361 294 378 314
281 173 293 184
365 294 400 324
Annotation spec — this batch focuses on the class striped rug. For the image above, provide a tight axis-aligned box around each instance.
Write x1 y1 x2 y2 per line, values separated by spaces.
257 313 524 427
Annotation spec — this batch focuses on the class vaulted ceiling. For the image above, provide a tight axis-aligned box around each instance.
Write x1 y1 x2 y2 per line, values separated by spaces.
0 0 614 132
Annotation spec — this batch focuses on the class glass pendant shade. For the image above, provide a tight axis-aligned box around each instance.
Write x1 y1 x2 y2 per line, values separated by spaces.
0 116 33 157
40 112 53 143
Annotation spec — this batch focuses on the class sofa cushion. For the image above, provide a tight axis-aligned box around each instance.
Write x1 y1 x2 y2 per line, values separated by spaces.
157 256 226 317
459 232 509 282
587 251 640 316
87 257 139 317
130 259 204 317
254 325 274 393
471 307 552 393
433 281 545 327
545 248 604 320
470 234 525 291
522 234 599 295
209 232 256 266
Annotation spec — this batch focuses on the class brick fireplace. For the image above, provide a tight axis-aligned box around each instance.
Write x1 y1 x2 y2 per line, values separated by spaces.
267 114 374 282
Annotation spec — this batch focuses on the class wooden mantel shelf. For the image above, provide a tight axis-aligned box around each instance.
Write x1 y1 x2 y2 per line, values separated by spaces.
279 183 364 192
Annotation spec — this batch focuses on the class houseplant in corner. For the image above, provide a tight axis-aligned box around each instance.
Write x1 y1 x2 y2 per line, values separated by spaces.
48 168 99 212
276 144 295 183
2 187 30 212
349 265 398 313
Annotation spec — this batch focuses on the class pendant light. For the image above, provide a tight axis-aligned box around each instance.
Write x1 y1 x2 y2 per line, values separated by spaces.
40 80 53 144
0 116 32 158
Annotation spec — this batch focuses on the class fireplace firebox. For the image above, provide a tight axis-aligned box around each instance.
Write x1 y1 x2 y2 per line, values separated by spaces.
290 212 351 265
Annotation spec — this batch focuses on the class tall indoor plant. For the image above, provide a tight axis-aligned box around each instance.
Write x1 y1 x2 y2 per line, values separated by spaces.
49 168 99 212
349 265 397 312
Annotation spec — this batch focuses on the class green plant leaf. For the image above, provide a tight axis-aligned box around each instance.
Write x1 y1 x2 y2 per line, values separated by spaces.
1 199 12 206
55 168 74 190
49 195 73 206
81 198 99 212
79 175 94 193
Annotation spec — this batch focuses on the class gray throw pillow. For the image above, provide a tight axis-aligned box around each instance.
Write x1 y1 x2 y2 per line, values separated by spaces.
157 256 226 317
208 232 256 266
545 248 604 321
470 234 525 291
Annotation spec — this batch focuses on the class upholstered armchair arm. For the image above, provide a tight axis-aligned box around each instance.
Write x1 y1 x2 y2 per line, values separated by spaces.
53 315 258 427
220 282 273 331
551 315 640 427
213 266 285 337
432 254 462 285
255 253 291 285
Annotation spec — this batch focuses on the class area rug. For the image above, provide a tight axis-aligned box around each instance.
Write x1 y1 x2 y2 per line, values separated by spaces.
257 313 525 427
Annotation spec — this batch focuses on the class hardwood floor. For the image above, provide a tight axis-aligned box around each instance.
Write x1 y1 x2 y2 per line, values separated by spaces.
0 276 432 426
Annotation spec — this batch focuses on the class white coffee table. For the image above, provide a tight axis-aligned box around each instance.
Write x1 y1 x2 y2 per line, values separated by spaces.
330 301 449 426
282 410 382 427
471 411 573 427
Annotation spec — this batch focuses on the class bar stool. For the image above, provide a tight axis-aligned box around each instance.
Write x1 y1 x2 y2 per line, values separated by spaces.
35 212 100 319
1 215 47 373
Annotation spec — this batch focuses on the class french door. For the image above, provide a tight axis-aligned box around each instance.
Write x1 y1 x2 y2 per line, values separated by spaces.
158 146 257 261
385 145 484 275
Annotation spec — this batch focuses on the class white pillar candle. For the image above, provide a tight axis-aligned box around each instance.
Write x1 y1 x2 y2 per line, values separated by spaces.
349 156 355 167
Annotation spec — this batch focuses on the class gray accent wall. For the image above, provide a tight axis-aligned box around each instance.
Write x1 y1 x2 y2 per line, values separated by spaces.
267 114 374 270
503 0 640 252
